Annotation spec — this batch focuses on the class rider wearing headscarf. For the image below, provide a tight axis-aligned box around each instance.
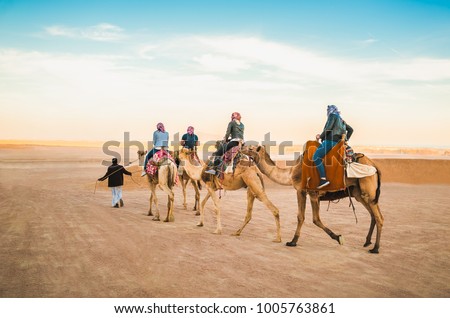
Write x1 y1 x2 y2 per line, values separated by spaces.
206 112 245 175
181 126 199 150
313 105 353 188
142 122 170 176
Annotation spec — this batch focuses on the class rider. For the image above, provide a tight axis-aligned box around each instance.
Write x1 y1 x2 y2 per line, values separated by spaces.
206 112 244 175
142 122 170 176
313 105 353 189
181 126 199 150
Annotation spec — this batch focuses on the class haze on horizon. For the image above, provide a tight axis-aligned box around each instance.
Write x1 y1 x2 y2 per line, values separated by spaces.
1 0 450 148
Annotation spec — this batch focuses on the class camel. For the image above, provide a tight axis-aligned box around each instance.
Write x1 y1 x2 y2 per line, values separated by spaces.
244 144 384 253
177 147 282 242
173 150 202 214
137 150 177 222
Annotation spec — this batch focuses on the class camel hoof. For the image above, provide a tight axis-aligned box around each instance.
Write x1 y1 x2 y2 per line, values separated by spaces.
363 241 372 247
148 212 153 216
195 211 200 216
213 230 222 235
286 241 297 247
369 248 379 254
338 235 345 245
152 217 160 221
196 223 203 227
273 238 282 243
231 232 241 237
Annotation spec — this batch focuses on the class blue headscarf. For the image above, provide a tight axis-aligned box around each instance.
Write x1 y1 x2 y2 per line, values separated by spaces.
327 105 340 117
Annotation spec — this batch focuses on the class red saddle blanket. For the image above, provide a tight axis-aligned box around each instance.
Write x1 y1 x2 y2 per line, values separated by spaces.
301 140 346 191
146 150 178 184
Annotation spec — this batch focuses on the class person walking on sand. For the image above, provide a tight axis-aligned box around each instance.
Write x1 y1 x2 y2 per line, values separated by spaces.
313 105 353 189
98 158 132 208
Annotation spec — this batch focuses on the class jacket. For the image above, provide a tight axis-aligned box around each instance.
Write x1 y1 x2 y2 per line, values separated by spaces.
319 113 354 142
98 164 132 187
153 130 169 148
224 120 245 141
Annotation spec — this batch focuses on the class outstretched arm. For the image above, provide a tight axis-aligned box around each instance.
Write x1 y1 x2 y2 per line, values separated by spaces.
98 167 111 181
123 167 132 176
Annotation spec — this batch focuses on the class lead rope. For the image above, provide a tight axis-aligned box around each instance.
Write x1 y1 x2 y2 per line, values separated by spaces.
94 157 141 194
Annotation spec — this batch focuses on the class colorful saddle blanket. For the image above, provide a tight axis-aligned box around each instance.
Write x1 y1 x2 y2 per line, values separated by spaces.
146 150 178 184
217 146 242 175
301 140 346 191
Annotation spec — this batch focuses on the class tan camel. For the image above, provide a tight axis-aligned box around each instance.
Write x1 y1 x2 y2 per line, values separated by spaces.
177 147 282 242
137 150 177 222
173 150 202 214
245 145 384 253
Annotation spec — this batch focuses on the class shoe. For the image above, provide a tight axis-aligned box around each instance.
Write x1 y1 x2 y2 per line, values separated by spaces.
317 178 330 189
119 199 124 207
205 169 216 175
113 203 119 208
141 170 147 177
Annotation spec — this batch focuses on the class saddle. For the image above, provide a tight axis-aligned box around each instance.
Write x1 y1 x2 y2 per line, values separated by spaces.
301 140 346 191
146 150 177 182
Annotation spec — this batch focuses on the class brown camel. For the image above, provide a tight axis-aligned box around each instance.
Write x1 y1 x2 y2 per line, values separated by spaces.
177 147 282 242
173 150 202 214
137 150 177 222
245 144 384 253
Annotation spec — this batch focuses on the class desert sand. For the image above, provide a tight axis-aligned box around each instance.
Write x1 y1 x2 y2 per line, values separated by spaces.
0 144 449 298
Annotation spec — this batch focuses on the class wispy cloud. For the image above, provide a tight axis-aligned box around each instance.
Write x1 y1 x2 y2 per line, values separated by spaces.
45 23 124 42
2 35 450 142
193 54 250 73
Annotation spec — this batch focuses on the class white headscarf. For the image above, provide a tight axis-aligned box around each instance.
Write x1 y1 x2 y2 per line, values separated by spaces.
327 105 340 117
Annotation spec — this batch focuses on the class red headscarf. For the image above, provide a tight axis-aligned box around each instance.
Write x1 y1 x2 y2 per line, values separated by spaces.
231 112 241 121
187 126 194 135
157 122 165 133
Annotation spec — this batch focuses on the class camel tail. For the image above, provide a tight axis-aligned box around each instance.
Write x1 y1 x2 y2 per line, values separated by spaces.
168 162 176 189
374 168 381 204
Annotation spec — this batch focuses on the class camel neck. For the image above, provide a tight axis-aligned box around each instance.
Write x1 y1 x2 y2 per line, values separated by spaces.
180 155 203 180
257 151 293 186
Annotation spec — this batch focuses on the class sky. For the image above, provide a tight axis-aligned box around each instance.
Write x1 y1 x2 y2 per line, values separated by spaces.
0 0 450 148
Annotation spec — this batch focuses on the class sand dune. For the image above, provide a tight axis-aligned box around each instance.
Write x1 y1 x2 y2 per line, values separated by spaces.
1 145 449 298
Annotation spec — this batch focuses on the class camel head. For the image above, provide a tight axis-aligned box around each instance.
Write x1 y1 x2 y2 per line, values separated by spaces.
178 147 192 160
241 145 262 164
137 150 147 159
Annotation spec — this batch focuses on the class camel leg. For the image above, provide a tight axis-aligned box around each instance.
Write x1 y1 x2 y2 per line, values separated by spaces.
198 190 211 227
159 184 175 222
232 188 256 237
191 180 200 215
354 190 384 254
310 191 343 245
286 190 307 247
242 175 281 243
151 186 160 221
200 184 222 234
181 178 188 210
148 191 154 216
367 202 383 253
